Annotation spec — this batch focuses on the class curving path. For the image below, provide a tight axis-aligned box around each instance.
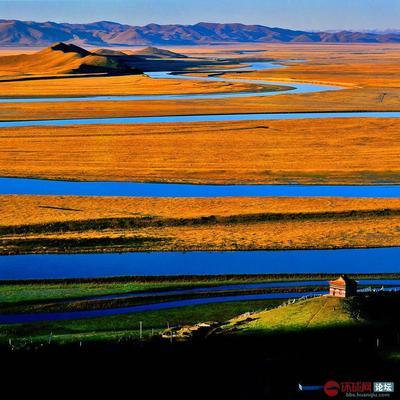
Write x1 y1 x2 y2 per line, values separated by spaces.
0 291 325 324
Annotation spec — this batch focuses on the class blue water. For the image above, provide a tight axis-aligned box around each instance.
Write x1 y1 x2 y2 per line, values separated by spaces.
2 177 400 197
0 291 325 324
2 248 400 280
2 111 399 128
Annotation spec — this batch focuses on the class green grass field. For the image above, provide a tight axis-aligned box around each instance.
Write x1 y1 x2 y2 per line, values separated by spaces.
0 299 283 346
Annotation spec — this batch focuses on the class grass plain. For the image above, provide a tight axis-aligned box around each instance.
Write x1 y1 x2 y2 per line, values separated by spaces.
2 47 400 254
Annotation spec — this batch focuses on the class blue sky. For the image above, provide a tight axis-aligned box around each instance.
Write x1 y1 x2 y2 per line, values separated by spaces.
1 0 399 30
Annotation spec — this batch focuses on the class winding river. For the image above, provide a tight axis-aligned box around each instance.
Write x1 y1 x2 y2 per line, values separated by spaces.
0 61 398 128
0 60 334 104
0 60 344 129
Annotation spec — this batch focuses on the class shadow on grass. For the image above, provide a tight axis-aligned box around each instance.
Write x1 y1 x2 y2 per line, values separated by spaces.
2 323 400 400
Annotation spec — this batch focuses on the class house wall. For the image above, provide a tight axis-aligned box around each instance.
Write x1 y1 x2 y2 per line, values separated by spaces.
330 285 346 297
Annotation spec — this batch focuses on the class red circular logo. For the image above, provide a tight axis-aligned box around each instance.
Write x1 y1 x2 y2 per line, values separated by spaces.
324 381 340 397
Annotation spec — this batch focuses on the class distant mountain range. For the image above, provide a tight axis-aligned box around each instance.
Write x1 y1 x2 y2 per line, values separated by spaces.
1 20 400 46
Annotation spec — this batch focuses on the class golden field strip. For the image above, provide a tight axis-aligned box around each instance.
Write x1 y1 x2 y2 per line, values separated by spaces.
2 195 400 254
1 118 400 184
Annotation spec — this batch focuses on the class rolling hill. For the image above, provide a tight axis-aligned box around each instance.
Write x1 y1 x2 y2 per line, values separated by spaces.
223 296 354 334
0 42 141 76
221 291 400 335
134 46 187 58
92 48 131 56
1 20 400 46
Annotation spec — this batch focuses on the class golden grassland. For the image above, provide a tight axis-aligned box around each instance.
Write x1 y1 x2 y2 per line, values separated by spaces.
1 118 400 184
2 44 400 121
2 44 400 255
2 195 400 254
